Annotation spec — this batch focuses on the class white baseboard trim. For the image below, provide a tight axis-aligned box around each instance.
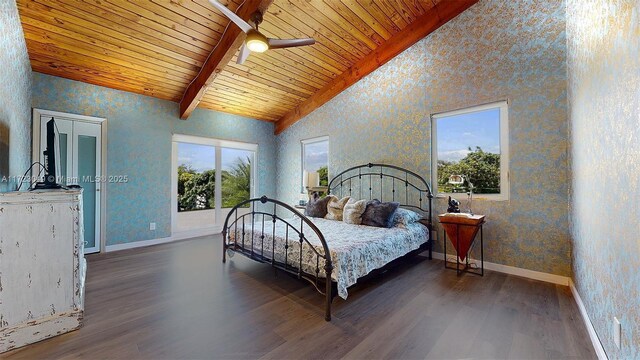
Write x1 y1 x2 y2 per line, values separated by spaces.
172 226 222 241
105 226 222 252
105 237 176 252
431 252 570 286
570 280 608 360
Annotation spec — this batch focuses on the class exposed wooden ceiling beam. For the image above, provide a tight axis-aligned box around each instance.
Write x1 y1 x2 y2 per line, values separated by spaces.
179 0 270 119
274 0 479 134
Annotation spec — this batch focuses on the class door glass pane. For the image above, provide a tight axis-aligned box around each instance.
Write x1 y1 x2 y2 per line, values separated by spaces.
58 133 68 186
221 148 253 208
78 135 97 249
177 143 216 211
176 143 216 230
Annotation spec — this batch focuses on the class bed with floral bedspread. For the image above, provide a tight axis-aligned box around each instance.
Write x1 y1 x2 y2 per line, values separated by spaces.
222 163 433 321
229 216 429 300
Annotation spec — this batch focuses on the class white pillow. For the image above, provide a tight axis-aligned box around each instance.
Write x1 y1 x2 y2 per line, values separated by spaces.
343 198 367 225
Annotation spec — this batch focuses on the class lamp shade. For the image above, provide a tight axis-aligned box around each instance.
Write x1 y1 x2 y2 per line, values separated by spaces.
303 171 320 188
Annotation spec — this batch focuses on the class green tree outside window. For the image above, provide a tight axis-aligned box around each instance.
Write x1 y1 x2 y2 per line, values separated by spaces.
438 147 500 194
178 156 252 211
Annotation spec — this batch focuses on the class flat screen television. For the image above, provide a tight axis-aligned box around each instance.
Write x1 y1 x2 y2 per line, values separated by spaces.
33 118 62 190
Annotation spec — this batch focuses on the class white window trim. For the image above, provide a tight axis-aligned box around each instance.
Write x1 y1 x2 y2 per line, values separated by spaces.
172 134 258 152
431 101 510 201
171 134 258 235
301 136 329 192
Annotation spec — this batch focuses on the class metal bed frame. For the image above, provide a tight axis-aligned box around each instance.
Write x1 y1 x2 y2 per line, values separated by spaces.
222 163 433 321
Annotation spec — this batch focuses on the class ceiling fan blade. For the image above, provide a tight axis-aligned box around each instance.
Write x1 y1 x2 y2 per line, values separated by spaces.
267 38 316 49
236 43 251 65
208 0 253 33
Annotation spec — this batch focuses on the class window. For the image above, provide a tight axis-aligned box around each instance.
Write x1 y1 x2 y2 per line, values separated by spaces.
221 147 253 208
177 143 216 212
432 101 509 200
301 136 329 192
172 134 256 232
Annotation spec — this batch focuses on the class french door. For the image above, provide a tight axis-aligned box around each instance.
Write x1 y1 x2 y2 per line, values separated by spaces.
171 134 257 234
35 111 103 254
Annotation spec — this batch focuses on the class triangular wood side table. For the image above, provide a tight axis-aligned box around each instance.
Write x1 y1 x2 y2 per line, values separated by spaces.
438 213 485 276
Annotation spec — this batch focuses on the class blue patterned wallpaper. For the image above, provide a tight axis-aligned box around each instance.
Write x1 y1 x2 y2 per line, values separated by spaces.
0 0 32 192
276 0 570 276
567 0 640 357
32 73 277 246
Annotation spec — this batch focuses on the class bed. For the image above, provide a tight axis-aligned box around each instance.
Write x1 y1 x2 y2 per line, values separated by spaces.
222 163 433 321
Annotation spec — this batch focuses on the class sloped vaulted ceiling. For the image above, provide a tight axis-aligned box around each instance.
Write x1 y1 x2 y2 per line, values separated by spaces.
17 0 477 133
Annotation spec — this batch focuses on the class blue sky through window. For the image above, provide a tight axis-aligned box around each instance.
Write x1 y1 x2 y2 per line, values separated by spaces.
304 140 328 173
221 147 253 171
437 108 500 162
178 143 252 172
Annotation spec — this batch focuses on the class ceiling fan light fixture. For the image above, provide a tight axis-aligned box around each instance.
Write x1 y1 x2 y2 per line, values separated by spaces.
246 29 269 53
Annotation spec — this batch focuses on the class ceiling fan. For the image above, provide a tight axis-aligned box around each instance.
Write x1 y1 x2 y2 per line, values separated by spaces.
208 0 316 65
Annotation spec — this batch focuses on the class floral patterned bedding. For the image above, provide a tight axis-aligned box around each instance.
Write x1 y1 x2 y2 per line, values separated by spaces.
228 217 429 299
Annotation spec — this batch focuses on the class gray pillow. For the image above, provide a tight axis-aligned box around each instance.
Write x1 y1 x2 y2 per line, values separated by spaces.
393 208 422 227
361 199 400 228
305 195 335 218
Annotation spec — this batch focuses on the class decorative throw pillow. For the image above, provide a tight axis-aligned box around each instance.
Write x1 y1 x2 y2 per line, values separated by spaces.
305 195 335 218
393 208 423 227
361 199 400 228
343 198 367 225
325 196 351 221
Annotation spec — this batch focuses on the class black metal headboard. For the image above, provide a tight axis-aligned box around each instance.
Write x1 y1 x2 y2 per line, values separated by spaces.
327 163 433 227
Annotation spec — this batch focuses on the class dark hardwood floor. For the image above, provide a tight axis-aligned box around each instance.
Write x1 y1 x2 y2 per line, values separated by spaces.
3 235 596 359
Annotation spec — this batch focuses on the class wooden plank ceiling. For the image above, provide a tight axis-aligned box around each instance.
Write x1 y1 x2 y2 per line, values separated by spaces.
17 0 475 131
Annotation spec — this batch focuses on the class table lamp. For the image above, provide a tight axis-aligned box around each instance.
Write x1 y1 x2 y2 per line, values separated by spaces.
448 174 474 215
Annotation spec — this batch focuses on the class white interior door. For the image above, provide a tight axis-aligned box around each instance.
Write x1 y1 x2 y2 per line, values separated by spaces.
72 122 102 254
38 116 102 254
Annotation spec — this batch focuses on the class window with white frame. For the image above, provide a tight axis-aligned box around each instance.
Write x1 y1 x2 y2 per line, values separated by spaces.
301 136 329 192
172 134 257 232
432 101 509 200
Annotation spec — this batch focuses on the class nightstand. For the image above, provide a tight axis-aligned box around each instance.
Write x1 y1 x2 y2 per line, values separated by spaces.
438 213 485 276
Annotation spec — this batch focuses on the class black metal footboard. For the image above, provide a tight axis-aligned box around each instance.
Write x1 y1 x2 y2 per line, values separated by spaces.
222 196 334 321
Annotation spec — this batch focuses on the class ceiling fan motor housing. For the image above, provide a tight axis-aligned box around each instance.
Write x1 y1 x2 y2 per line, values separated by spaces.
250 11 264 27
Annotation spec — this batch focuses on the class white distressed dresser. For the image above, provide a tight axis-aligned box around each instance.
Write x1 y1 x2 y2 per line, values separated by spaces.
0 189 86 353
